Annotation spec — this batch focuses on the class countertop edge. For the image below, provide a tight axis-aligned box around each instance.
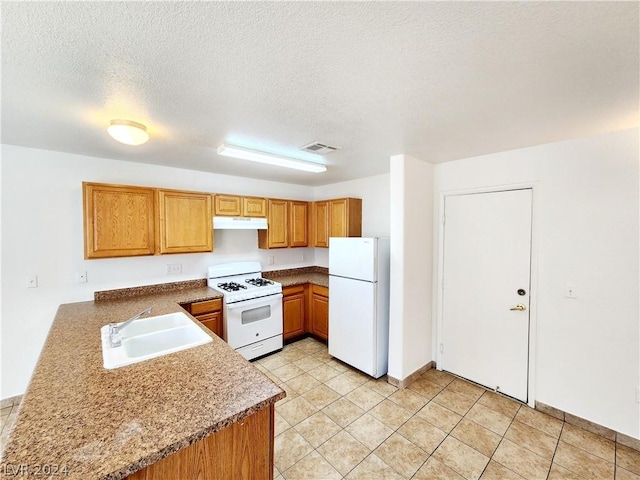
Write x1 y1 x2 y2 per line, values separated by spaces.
107 392 285 480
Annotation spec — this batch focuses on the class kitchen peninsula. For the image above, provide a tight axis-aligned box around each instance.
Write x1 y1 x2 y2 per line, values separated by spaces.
0 282 284 480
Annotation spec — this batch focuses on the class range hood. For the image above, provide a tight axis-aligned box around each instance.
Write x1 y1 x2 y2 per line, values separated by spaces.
213 216 268 230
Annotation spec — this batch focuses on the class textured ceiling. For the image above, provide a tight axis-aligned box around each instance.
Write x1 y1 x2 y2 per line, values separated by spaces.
2 2 638 186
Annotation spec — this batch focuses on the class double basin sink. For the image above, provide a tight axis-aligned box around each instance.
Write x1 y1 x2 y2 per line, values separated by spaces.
100 311 213 369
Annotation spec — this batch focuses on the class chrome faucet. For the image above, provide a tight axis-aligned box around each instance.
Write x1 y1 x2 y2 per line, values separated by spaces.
108 307 153 347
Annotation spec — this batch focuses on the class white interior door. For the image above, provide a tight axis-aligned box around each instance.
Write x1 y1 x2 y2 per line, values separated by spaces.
441 189 532 402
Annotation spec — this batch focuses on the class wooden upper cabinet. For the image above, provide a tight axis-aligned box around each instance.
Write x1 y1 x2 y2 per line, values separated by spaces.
329 198 362 238
289 201 309 247
214 194 242 216
312 201 329 248
158 190 213 254
242 196 267 217
312 198 362 247
83 182 156 259
259 199 309 249
258 199 289 249
215 195 267 217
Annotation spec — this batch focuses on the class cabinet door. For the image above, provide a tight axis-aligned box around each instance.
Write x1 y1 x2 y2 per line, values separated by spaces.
329 198 362 238
313 201 330 248
289 201 309 247
242 197 267 217
311 286 329 341
283 286 306 340
197 312 223 338
259 199 288 248
83 182 156 259
158 190 213 254
214 195 242 216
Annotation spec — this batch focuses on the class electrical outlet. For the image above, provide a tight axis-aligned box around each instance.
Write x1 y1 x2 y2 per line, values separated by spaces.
636 386 640 404
268 256 274 265
301 254 306 262
26 275 38 288
76 271 88 283
167 264 182 274
565 284 577 299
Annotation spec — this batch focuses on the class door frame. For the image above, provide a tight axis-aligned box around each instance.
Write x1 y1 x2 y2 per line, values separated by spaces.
434 182 539 407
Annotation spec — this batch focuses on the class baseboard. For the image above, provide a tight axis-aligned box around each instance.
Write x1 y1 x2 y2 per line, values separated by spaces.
387 361 435 389
535 401 639 450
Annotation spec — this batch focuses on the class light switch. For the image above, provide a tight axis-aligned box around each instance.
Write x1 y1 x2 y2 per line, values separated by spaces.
26 275 38 288
76 271 88 283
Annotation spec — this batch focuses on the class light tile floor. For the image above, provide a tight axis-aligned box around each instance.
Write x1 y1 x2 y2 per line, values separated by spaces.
1 338 638 480
255 337 640 480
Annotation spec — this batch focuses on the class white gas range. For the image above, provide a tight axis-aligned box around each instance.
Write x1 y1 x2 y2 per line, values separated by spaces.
207 261 283 360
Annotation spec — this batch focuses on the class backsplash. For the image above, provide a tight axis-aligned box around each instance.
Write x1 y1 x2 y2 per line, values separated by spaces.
94 279 208 301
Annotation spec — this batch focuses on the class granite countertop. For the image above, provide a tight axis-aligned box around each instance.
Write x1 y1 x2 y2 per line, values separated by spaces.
264 267 329 289
0 286 284 480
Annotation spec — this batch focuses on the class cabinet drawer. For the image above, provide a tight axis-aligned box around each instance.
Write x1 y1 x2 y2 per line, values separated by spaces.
311 285 328 297
190 298 222 315
283 284 305 296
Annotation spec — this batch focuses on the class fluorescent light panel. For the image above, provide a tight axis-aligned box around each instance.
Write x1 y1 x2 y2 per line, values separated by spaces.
217 144 326 173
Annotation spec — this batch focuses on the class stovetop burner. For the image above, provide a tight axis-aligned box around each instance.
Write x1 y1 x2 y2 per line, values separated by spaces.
245 278 275 287
217 282 248 292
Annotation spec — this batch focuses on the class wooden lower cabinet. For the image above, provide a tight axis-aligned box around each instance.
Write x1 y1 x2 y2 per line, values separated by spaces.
282 283 329 342
127 404 274 480
282 285 306 341
184 298 223 338
310 285 329 341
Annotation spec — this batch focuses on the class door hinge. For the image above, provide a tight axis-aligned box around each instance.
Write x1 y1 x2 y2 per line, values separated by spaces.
439 343 444 353
442 213 446 225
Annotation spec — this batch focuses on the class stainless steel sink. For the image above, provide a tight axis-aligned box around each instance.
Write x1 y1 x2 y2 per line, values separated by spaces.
100 312 212 369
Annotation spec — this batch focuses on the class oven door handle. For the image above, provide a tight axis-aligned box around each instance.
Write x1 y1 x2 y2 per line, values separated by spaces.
226 293 283 310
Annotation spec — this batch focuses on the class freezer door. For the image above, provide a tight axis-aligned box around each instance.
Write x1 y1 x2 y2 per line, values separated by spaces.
328 275 377 376
329 237 377 282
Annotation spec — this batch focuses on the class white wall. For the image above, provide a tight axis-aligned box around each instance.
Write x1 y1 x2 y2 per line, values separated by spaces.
433 128 639 437
388 155 434 381
0 145 316 398
313 173 390 267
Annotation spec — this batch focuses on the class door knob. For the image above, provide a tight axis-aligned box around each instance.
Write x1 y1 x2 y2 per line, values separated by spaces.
510 304 527 311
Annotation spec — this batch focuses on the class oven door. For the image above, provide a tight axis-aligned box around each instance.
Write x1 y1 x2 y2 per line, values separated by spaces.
224 294 283 349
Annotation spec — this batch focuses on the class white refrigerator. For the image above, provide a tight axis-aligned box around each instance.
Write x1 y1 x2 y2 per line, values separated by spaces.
328 237 390 378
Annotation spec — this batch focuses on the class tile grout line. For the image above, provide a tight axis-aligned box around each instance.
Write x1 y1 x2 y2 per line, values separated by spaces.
273 340 629 480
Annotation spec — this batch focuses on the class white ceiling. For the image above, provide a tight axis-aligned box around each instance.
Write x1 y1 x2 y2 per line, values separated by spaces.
2 2 638 186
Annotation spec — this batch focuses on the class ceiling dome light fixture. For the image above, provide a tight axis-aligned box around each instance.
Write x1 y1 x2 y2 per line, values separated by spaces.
217 144 326 173
107 119 149 146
